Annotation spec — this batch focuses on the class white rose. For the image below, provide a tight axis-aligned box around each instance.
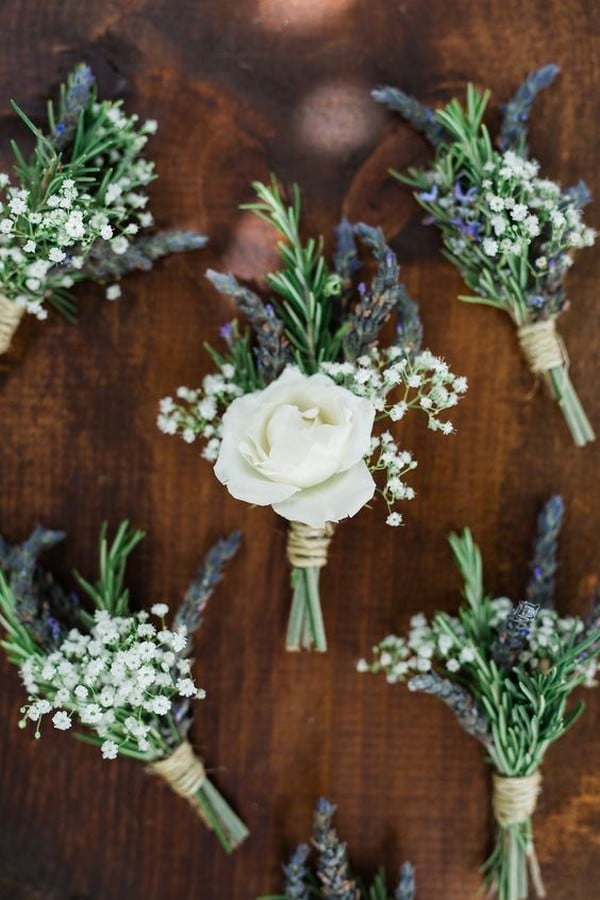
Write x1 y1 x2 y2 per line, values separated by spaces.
214 367 376 528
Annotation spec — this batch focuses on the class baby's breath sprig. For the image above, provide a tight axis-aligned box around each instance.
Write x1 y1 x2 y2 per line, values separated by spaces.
260 797 416 900
0 522 248 853
374 65 596 446
359 496 600 900
159 178 467 652
0 63 205 352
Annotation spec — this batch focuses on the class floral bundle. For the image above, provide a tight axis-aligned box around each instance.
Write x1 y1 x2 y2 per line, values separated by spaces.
0 521 248 853
0 63 205 353
262 797 415 900
158 178 467 652
373 65 596 446
359 496 600 899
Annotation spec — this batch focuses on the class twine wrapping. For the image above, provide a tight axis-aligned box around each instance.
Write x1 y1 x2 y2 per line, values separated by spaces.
286 521 335 569
517 319 566 376
493 771 546 897
149 741 209 823
0 293 24 354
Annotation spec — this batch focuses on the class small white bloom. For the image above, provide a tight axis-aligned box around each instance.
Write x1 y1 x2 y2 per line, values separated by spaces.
52 711 72 730
356 659 369 673
510 203 528 222
447 658 460 673
110 236 129 255
386 512 403 527
459 646 476 663
177 678 197 697
151 603 169 617
101 740 119 760
482 237 498 256
101 224 114 240
105 284 122 301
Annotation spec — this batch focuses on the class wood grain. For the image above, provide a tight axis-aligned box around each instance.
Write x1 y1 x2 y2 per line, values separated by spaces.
0 1 599 898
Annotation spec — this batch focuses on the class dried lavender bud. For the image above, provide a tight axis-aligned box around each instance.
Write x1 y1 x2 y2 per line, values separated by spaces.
312 798 360 900
52 63 96 150
564 179 592 210
491 599 541 670
499 63 559 152
333 218 360 286
173 530 241 637
80 231 207 280
408 671 490 746
206 269 292 382
283 844 311 900
526 495 564 609
371 86 447 147
0 526 70 649
395 862 416 900
344 224 421 358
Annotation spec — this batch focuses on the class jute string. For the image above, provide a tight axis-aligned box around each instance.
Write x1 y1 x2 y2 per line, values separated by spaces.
517 319 566 376
492 771 546 897
149 741 210 823
0 293 23 354
286 521 335 568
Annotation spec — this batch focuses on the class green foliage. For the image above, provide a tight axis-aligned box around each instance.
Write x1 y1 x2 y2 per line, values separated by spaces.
73 521 145 624
241 178 344 372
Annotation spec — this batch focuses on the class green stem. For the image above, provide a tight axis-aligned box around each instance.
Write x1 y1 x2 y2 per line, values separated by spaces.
195 777 249 854
285 567 327 652
547 365 595 447
482 820 545 900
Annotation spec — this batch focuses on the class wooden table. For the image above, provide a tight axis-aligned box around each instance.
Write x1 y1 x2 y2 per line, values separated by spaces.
1 1 598 897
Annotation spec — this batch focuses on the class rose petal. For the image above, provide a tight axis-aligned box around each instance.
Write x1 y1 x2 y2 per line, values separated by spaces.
215 428 298 506
272 459 375 527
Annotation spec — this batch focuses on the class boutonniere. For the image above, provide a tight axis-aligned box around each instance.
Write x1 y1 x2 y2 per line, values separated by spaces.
374 65 595 446
159 178 467 652
262 797 415 900
0 63 205 354
0 522 248 852
359 497 600 899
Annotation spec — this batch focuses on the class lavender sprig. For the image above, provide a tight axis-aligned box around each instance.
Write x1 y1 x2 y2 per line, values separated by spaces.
333 218 360 286
408 671 490 746
80 232 208 280
499 64 559 152
525 495 564 609
395 862 416 900
490 599 541 671
267 798 415 900
283 844 311 900
206 269 292 383
345 224 421 359
174 530 241 636
313 798 360 900
0 526 70 650
371 86 447 148
50 63 96 150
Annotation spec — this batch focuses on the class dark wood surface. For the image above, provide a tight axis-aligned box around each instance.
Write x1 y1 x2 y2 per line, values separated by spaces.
1 2 599 898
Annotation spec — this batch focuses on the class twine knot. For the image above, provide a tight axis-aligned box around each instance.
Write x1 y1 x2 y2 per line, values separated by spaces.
493 770 546 898
517 319 566 376
492 771 541 826
150 740 206 801
286 521 334 568
0 293 24 354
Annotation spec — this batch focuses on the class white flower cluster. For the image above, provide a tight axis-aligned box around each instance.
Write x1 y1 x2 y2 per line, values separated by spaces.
0 107 157 315
320 347 466 524
479 150 596 261
320 346 466 434
358 601 598 686
368 431 417 525
19 606 205 761
157 363 242 461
